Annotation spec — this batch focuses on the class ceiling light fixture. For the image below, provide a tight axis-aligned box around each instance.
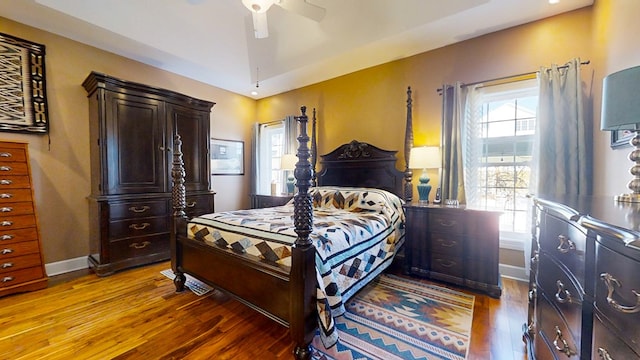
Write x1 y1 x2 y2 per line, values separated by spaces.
549 0 560 4
251 66 260 96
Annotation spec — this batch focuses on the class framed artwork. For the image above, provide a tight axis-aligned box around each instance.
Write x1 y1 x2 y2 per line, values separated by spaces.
0 32 49 134
611 129 634 149
211 138 244 175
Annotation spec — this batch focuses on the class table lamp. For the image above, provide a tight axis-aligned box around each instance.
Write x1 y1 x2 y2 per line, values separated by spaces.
601 65 640 202
280 154 297 195
409 146 441 202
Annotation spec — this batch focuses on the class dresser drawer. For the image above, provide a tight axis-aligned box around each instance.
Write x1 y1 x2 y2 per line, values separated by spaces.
0 189 32 203
0 214 37 231
0 239 40 259
0 266 44 288
537 294 580 358
0 202 34 216
0 147 27 163
0 162 28 176
0 227 38 245
593 310 640 359
430 254 464 278
429 211 466 234
537 253 583 339
429 231 464 257
185 193 215 217
594 242 640 353
108 234 169 263
108 216 169 240
0 253 42 274
0 175 31 189
540 213 586 286
108 199 169 220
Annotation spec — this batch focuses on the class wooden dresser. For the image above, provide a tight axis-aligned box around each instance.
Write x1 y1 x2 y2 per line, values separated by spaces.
249 194 293 209
83 72 216 276
403 203 502 298
524 196 640 359
0 141 47 297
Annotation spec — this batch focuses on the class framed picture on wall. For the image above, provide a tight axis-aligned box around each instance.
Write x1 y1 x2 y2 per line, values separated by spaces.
611 129 634 149
211 138 244 175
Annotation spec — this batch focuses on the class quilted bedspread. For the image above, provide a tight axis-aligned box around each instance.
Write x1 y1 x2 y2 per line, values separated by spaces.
187 186 405 348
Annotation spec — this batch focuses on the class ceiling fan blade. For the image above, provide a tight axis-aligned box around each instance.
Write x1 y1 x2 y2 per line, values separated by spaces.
251 11 269 39
276 0 325 22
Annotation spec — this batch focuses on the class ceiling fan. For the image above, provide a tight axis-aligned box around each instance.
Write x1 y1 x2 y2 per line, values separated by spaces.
241 0 326 39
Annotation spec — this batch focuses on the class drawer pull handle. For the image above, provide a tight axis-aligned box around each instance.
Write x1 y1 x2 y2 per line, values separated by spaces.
1 248 13 254
555 280 578 304
436 259 456 268
0 166 11 171
556 235 575 253
0 234 13 240
553 326 576 356
597 347 613 360
2 276 14 282
0 193 12 199
129 223 150 231
0 153 12 158
437 220 457 227
528 287 537 301
2 262 12 268
1 221 13 227
600 272 640 314
129 241 151 249
128 205 150 213
0 180 12 185
186 201 196 208
0 207 13 212
436 239 457 247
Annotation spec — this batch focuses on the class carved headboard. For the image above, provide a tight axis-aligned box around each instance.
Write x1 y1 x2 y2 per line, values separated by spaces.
316 140 406 199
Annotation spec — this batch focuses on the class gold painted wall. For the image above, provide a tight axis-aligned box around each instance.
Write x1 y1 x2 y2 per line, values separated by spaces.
0 18 255 266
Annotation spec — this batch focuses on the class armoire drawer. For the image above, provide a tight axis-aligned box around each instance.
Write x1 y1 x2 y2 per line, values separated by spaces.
108 199 169 220
185 194 215 217
108 234 170 262
108 216 170 240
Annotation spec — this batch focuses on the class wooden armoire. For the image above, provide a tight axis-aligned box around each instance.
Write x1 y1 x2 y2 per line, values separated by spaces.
83 72 215 276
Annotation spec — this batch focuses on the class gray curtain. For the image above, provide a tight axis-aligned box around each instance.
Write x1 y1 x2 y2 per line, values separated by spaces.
440 82 467 204
533 58 592 197
284 115 297 155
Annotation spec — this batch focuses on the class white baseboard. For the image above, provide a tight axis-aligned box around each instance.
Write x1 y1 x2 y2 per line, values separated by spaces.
45 256 89 276
499 263 528 283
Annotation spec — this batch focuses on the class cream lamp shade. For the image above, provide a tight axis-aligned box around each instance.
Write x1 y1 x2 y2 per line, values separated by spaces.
409 146 440 202
280 154 297 194
601 65 640 202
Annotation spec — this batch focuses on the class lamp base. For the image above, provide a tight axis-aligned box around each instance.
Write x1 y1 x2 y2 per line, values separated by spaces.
417 170 431 203
615 193 640 203
286 174 295 195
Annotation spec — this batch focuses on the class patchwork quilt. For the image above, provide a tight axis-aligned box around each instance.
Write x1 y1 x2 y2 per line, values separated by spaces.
187 186 405 348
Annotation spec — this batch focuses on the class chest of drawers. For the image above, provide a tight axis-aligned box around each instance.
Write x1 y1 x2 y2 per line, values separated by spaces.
403 203 502 298
250 194 293 209
0 141 47 297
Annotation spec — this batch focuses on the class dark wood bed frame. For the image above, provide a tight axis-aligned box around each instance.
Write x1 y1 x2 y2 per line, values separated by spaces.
170 88 415 359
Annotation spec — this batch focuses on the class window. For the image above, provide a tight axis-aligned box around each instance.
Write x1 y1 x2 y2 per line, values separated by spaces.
257 122 286 195
464 79 538 248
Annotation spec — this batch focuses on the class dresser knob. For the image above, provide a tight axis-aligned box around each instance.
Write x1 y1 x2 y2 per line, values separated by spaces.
128 205 150 213
556 235 576 253
1 262 13 268
0 234 13 240
0 166 11 171
1 276 14 282
129 223 150 231
186 201 196 208
129 241 151 249
0 193 12 199
1 221 13 227
0 180 12 185
553 326 576 356
1 248 13 255
0 207 13 213
0 153 12 158
597 347 613 360
600 272 640 314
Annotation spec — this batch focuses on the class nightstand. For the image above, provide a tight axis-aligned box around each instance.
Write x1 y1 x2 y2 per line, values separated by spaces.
250 194 293 209
402 202 502 298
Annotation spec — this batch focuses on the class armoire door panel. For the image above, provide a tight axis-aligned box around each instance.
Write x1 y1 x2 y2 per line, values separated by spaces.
169 103 210 192
104 92 166 195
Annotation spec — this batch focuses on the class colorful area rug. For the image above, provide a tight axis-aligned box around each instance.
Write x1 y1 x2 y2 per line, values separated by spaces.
311 274 475 360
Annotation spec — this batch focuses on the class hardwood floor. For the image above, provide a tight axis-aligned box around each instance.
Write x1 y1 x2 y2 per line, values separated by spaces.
0 261 529 359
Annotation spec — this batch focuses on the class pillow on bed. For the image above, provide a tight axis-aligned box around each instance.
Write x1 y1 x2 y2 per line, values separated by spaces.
309 186 404 220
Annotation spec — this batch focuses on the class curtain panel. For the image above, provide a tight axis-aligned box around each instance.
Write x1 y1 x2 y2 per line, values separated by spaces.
440 83 467 204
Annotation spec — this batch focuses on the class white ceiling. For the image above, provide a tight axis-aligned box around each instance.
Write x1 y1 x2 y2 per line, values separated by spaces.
0 0 593 99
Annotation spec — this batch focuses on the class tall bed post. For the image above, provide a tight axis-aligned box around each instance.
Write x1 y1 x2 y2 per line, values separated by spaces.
311 108 317 186
170 134 187 292
290 106 316 360
404 86 414 202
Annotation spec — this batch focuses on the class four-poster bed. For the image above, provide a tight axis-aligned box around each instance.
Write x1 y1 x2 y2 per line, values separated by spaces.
170 88 414 359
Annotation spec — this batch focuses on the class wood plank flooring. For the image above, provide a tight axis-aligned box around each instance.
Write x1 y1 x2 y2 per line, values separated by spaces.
0 261 529 359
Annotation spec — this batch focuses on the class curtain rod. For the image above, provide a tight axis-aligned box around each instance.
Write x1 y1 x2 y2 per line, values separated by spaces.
436 60 590 93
